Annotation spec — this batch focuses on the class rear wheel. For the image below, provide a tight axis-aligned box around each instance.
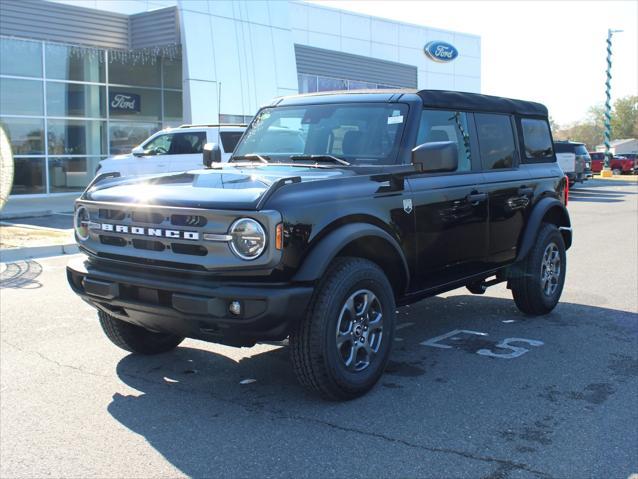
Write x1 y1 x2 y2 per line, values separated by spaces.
289 257 395 400
98 311 184 354
510 223 566 316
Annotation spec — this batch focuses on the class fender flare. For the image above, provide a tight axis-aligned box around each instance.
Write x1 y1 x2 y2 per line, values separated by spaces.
516 197 572 261
293 222 410 289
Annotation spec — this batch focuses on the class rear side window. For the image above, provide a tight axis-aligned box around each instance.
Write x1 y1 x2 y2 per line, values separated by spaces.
417 109 472 172
521 118 553 161
219 131 243 153
475 113 517 170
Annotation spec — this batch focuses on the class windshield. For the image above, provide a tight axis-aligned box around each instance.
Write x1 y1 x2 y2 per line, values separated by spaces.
234 103 409 166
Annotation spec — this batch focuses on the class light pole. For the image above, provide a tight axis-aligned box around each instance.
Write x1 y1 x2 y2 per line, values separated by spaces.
601 28 623 178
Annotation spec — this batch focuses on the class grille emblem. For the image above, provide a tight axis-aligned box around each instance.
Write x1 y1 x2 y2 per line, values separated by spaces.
99 223 199 241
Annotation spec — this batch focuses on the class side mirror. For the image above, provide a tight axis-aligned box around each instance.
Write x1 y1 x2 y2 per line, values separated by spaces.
203 142 222 167
412 141 458 173
131 146 145 157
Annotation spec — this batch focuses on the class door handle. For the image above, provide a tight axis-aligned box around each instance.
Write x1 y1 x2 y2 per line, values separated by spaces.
518 186 534 196
466 192 487 205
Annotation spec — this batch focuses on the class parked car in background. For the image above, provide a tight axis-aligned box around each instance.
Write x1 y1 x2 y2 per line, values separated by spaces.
96 124 247 178
554 141 590 186
589 151 605 174
610 153 637 175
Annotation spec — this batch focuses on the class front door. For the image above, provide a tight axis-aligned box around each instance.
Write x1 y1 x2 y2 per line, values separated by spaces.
407 109 489 290
167 131 207 172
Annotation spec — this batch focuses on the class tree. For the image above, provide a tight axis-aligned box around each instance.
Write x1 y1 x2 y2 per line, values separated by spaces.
611 95 638 139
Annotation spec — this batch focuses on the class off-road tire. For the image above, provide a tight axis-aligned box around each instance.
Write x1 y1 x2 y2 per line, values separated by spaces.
510 223 566 315
98 310 184 354
290 257 395 400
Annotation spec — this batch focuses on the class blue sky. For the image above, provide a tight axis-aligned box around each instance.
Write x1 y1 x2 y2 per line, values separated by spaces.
311 0 638 126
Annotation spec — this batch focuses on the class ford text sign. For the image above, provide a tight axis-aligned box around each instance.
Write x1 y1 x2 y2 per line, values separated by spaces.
109 92 141 113
424 41 459 63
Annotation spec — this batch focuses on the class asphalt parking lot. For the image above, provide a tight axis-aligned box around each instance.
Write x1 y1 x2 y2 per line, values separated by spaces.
1 179 637 479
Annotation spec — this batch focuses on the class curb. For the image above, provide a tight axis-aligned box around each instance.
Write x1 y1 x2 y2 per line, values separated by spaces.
0 209 54 220
0 243 79 263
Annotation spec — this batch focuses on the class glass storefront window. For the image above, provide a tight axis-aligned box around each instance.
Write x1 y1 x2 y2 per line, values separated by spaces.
47 82 105 118
108 87 161 122
348 80 377 90
109 121 160 155
48 157 102 193
164 91 182 122
0 38 42 78
298 74 317 94
317 76 347 92
108 55 160 87
163 57 182 89
0 117 45 155
0 78 43 116
10 157 45 195
45 44 105 83
47 119 106 155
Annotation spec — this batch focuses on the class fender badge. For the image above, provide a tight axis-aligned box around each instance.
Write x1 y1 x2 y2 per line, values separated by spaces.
403 199 413 214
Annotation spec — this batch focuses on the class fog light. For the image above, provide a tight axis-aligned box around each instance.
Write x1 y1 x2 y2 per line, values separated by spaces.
229 301 242 316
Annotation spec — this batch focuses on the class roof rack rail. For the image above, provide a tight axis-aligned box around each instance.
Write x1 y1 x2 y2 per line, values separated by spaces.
177 123 247 128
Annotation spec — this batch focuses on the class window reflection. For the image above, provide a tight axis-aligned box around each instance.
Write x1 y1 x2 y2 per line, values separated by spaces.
109 121 160 155
46 82 105 118
0 38 42 78
0 117 45 154
11 158 45 195
48 157 102 193
47 119 106 155
0 78 43 116
45 44 104 83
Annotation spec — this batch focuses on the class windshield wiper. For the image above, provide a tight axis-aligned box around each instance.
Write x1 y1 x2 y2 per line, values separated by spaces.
230 154 270 163
290 154 351 166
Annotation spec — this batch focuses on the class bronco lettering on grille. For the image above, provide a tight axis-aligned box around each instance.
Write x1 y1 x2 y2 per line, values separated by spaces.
100 223 199 240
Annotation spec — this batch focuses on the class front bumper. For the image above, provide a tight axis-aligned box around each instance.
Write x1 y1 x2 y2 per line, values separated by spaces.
67 256 313 347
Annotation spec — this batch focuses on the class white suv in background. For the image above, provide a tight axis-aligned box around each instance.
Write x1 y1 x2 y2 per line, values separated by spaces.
96 124 246 178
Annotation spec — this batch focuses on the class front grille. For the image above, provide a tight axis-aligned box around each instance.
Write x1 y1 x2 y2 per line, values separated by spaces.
132 239 165 252
100 235 126 247
99 209 125 220
131 211 164 224
171 243 207 256
80 201 280 273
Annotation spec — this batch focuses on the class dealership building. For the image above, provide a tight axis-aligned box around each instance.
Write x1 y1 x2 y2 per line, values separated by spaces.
0 0 481 198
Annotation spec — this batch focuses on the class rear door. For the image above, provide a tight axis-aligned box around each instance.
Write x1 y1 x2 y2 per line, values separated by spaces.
407 109 489 290
474 113 531 268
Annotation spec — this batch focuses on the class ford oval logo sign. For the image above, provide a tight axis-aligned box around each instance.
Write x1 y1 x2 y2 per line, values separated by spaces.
424 41 459 63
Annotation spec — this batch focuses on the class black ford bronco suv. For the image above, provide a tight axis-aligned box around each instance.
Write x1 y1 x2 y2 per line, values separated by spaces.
67 90 572 400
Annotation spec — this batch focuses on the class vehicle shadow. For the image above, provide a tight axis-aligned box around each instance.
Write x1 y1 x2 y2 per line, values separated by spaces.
107 294 638 478
568 185 636 203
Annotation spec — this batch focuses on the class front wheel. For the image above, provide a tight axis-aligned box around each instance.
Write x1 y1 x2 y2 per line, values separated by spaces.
98 311 184 354
510 223 566 315
290 257 395 400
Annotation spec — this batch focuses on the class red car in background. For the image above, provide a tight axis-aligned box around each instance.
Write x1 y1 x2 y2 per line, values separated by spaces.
588 152 637 174
611 154 637 174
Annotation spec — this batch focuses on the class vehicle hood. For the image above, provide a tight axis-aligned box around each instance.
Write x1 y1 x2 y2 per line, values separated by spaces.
83 165 353 210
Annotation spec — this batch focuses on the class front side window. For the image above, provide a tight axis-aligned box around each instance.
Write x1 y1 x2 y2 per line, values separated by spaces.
417 109 472 172
234 103 408 165
521 118 553 161
475 114 517 170
143 132 205 155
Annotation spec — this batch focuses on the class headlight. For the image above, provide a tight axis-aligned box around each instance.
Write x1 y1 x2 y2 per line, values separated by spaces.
74 206 91 241
229 218 266 260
